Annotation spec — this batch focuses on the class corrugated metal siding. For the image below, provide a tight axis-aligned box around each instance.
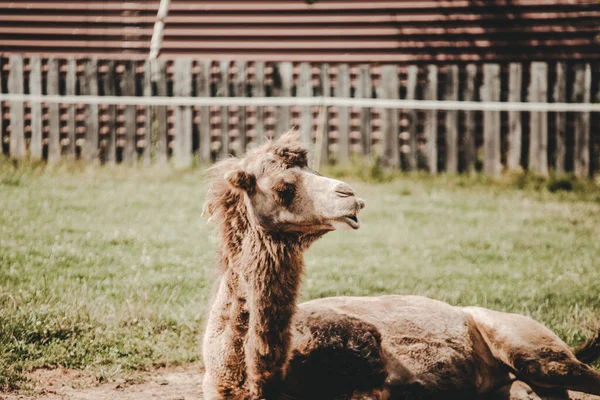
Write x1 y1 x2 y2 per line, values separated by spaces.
0 0 598 62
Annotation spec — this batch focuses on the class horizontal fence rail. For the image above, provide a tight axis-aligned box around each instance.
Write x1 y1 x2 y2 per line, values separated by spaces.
1 56 599 177
1 94 600 113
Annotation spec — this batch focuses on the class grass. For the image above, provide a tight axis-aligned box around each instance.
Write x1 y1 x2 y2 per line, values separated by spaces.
1 158 600 391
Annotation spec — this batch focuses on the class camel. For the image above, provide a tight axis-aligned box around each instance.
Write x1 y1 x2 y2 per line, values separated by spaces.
201 130 600 400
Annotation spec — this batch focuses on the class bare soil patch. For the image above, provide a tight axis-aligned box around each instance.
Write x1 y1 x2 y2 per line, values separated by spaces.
2 367 599 400
1 365 203 400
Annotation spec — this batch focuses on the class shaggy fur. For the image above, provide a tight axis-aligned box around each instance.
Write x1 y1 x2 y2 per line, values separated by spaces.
202 130 353 399
202 131 600 400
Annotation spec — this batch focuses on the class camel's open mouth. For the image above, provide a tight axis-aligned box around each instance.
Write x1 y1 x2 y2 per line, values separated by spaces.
338 215 360 230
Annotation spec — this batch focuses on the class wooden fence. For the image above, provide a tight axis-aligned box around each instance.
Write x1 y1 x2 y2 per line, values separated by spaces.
1 55 599 176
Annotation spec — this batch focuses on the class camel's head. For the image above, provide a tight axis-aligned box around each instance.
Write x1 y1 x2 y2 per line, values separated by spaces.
204 129 365 236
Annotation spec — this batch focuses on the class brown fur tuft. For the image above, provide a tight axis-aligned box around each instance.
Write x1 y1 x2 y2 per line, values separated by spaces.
225 169 256 193
273 129 308 167
574 328 600 365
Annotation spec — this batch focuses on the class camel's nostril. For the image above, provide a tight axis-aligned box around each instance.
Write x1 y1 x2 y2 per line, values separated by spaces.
357 199 366 209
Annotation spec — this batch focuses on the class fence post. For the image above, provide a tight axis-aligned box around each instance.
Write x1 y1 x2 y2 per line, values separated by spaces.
298 63 312 156
357 64 371 157
237 61 247 151
507 62 522 171
276 62 292 136
404 65 418 171
572 63 591 178
217 60 229 159
173 58 193 168
445 65 459 173
46 57 61 164
8 55 25 160
335 64 350 165
380 65 399 168
0 58 3 147
143 60 152 166
103 61 117 164
253 62 265 145
528 62 548 175
424 65 438 174
120 61 135 165
317 63 330 166
553 62 567 174
153 59 168 164
82 59 100 163
66 58 77 162
29 56 43 161
196 60 211 163
230 61 245 155
482 64 501 176
463 64 477 173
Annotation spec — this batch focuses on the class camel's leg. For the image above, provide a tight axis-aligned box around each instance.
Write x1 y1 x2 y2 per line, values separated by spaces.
464 307 600 396
202 277 250 399
490 381 570 400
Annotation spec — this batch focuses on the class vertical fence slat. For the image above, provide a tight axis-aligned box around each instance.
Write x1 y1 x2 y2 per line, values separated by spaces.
528 62 548 175
482 64 501 176
573 63 591 178
276 62 292 136
381 65 399 168
463 64 477 173
336 63 350 165
316 63 330 167
173 58 193 168
143 60 152 166
299 62 312 156
405 65 418 171
46 57 60 164
232 60 245 155
253 62 265 145
120 60 135 165
507 62 522 171
8 55 25 159
82 59 99 164
445 65 459 173
357 64 371 157
0 57 3 149
66 58 77 162
103 61 116 164
29 56 43 161
553 62 567 174
153 59 168 164
424 65 438 174
196 60 211 163
218 60 229 159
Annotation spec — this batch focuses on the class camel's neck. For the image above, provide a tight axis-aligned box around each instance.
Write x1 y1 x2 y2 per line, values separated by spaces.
210 211 307 397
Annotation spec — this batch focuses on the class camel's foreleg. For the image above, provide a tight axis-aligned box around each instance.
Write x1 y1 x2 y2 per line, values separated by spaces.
464 306 600 396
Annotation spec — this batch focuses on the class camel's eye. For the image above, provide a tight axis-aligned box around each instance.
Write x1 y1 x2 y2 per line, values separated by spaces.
273 181 296 207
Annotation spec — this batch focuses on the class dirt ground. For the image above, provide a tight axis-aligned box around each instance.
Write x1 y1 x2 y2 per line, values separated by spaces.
2 366 599 400
1 365 204 400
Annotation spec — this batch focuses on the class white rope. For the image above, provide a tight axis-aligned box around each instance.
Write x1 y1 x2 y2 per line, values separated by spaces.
0 93 598 112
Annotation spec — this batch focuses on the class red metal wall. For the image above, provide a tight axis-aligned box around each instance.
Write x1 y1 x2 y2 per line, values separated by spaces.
0 0 599 62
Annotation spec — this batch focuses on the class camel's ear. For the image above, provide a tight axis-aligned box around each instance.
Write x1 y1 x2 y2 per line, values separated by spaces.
225 169 256 193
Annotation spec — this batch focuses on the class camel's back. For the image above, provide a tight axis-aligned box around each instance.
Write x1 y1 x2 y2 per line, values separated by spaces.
286 295 492 399
299 294 470 337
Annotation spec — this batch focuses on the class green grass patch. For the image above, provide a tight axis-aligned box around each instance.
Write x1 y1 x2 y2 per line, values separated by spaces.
1 158 600 390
